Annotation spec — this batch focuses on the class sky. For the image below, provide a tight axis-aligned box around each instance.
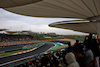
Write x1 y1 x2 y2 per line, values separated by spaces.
0 8 88 35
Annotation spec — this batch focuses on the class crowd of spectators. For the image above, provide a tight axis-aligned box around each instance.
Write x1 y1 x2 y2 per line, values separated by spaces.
0 34 34 42
14 33 100 67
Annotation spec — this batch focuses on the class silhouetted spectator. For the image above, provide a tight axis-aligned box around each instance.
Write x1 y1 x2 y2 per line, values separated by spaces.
76 46 85 67
74 40 79 46
41 54 50 67
67 42 73 52
65 52 80 67
51 55 59 67
84 44 94 67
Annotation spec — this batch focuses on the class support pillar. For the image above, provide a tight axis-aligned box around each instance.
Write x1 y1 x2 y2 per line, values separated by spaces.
97 22 100 64
97 22 100 39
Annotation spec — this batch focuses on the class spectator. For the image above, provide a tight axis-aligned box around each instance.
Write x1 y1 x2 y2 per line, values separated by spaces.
72 43 84 60
40 54 50 67
62 53 68 66
72 39 83 53
74 40 79 46
84 44 94 67
65 52 80 67
91 39 99 67
51 55 59 67
75 45 85 67
84 34 99 67
58 54 66 67
67 42 73 52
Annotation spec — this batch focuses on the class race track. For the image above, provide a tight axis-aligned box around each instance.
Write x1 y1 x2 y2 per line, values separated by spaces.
0 43 36 52
0 43 54 66
0 45 24 52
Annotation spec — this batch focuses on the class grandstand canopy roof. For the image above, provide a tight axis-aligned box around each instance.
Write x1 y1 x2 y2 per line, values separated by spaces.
0 0 100 19
49 20 100 37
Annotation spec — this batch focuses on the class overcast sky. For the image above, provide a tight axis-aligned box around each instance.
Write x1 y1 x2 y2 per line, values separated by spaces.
0 8 88 35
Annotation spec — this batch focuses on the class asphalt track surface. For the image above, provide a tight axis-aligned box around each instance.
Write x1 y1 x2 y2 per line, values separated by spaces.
0 43 54 65
0 45 24 51
0 43 35 52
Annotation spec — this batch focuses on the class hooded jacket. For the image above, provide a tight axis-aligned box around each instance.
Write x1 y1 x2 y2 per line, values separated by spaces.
65 52 80 67
84 49 94 67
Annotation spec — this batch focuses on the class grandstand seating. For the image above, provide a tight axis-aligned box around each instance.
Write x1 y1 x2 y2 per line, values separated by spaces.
0 34 34 42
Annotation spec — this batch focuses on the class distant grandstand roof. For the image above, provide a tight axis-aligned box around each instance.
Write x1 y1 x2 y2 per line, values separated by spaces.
5 31 19 34
0 0 100 19
47 33 56 35
20 30 30 33
49 20 100 34
0 29 8 31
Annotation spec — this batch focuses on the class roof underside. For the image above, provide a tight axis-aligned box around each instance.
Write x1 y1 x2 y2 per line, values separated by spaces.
49 21 100 34
0 0 100 19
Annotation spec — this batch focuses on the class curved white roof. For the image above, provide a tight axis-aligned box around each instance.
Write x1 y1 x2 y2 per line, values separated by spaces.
5 31 19 34
49 20 100 34
0 0 100 19
0 29 8 31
